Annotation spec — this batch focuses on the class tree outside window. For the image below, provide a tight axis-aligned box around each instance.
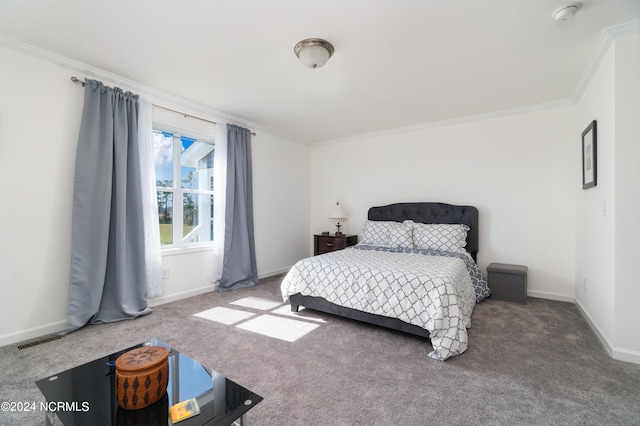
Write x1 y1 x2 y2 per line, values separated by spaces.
153 130 214 247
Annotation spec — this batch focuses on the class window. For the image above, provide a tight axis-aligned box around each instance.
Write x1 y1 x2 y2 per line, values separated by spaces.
153 130 215 247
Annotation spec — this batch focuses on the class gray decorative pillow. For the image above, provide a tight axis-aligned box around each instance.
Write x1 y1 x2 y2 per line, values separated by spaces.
408 222 469 253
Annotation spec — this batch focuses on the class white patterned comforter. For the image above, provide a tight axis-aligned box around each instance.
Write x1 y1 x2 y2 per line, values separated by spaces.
281 246 478 360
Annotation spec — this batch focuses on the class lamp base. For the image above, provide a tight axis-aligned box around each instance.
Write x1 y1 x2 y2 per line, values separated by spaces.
335 231 343 236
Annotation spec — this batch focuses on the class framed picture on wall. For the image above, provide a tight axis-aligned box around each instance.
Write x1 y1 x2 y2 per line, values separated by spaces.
582 120 597 190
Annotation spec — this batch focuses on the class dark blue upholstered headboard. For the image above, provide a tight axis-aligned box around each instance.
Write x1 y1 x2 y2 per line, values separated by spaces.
367 202 479 260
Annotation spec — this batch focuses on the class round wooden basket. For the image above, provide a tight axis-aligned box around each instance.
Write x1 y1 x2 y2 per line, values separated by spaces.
115 346 170 410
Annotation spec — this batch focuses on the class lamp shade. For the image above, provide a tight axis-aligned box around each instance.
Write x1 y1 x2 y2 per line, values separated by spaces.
329 202 347 219
294 38 334 69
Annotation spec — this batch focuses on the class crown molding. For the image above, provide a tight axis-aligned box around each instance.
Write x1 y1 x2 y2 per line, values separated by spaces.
606 18 640 38
315 19 639 147
571 19 640 102
0 35 224 119
3 17 637 149
0 34 310 145
313 99 573 147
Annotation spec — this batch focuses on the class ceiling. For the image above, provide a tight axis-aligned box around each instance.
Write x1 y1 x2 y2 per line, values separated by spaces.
0 1 638 143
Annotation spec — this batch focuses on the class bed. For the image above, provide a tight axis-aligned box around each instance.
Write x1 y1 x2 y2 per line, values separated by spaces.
280 202 490 360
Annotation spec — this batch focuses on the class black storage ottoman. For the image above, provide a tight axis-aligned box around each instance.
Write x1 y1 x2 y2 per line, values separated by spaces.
487 263 528 304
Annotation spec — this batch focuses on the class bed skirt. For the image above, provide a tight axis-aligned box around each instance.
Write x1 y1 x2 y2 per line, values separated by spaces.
289 293 431 339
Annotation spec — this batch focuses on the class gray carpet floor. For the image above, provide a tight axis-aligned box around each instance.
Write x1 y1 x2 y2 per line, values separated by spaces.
1 274 639 425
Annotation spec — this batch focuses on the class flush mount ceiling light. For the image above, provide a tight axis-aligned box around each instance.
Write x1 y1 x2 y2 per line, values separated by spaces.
552 2 582 21
294 38 334 69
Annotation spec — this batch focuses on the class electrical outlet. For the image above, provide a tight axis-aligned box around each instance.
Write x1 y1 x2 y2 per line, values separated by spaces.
163 267 170 279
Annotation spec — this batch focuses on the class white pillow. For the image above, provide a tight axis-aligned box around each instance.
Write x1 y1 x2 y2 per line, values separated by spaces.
407 221 469 253
360 220 392 246
360 220 412 248
388 223 413 249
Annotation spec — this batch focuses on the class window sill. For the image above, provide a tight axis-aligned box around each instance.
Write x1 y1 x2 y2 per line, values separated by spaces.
161 245 214 257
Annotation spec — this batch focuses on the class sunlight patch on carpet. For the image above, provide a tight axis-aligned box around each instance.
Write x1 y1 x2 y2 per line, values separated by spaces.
271 305 328 323
194 307 255 325
236 314 320 342
230 297 283 311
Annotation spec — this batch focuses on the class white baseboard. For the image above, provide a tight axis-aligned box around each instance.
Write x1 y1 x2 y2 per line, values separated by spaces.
527 289 575 303
18 272 637 365
0 320 67 348
573 299 614 356
148 284 218 307
1 284 221 348
574 298 640 365
258 267 290 279
611 347 640 364
0 286 219 348
148 267 292 308
0 272 291 348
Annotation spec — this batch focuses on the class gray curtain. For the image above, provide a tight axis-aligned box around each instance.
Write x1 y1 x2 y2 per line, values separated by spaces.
64 79 152 334
219 125 259 292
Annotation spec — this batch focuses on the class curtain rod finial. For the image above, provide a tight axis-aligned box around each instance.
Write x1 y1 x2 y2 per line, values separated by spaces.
70 76 85 87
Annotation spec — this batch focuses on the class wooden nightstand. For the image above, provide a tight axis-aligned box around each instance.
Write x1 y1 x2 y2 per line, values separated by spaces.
314 234 358 255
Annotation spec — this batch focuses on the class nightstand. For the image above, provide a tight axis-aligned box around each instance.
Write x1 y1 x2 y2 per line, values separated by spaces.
314 234 358 255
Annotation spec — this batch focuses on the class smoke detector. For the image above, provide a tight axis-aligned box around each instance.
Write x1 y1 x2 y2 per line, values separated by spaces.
553 3 582 21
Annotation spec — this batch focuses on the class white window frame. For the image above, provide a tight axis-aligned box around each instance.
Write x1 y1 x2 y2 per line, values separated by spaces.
153 125 215 252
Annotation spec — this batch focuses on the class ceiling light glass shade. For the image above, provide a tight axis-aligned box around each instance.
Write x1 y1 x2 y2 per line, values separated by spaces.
552 3 581 21
294 38 334 69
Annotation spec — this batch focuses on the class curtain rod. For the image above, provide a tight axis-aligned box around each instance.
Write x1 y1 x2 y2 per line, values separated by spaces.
70 76 256 136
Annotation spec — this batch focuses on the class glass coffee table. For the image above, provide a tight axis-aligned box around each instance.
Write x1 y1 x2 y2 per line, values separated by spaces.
36 340 262 425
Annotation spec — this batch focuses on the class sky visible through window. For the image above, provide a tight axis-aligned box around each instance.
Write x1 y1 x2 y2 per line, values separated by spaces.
153 131 197 188
153 129 215 245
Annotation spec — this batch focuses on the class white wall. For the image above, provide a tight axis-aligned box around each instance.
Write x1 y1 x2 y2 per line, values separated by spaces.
575 30 640 362
613 33 640 357
0 42 311 345
311 105 577 300
252 130 311 275
574 44 617 344
0 45 82 343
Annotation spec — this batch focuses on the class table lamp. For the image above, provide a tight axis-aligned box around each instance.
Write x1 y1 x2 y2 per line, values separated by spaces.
329 202 348 236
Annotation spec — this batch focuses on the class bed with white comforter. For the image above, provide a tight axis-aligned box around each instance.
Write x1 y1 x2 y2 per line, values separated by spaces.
282 244 486 360
281 202 491 361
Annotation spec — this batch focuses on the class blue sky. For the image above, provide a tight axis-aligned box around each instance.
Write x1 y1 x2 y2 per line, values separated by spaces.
153 131 197 187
